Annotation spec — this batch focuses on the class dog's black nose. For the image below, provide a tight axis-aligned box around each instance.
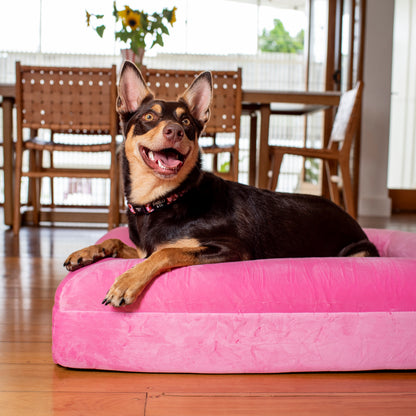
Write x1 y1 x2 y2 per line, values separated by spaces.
163 124 184 143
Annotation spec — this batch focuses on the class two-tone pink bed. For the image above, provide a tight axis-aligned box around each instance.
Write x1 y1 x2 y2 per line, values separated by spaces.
52 227 416 373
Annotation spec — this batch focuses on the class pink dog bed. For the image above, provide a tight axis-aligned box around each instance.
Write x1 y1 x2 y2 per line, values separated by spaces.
52 227 416 373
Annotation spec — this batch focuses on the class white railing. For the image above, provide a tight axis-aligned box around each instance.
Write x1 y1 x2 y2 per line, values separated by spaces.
0 50 324 90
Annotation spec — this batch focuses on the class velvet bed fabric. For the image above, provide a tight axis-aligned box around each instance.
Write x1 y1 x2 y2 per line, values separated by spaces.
52 227 416 373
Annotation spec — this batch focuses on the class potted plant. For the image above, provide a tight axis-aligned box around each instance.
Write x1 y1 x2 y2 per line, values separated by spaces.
86 1 177 65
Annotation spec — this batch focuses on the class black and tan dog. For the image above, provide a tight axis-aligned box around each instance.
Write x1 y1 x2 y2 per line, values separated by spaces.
64 61 379 307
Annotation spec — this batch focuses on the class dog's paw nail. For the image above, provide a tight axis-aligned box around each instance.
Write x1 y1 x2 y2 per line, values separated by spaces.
119 298 125 307
102 298 108 305
77 257 83 264
63 262 74 271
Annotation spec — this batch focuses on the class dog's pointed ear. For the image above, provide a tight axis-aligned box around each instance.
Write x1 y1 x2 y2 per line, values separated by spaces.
117 61 153 114
180 72 212 126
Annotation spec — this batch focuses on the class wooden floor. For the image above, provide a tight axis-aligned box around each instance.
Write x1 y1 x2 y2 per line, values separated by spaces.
1 212 416 415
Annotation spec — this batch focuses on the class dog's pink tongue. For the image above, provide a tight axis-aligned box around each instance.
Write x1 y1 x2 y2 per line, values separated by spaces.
154 150 182 168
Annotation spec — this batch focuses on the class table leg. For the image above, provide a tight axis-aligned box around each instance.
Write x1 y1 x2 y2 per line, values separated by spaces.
257 104 271 189
2 97 14 226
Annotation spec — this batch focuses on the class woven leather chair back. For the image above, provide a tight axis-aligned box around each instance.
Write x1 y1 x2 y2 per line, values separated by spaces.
13 62 119 234
16 64 117 134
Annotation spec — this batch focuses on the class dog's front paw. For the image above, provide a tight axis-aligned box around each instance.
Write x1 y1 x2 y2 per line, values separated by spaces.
64 245 108 272
102 270 147 307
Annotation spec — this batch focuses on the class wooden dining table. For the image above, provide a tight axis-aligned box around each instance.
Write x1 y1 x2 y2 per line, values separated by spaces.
1 83 341 227
242 90 341 189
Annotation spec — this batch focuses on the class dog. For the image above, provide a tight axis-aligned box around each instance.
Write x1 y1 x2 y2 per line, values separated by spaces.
64 61 379 307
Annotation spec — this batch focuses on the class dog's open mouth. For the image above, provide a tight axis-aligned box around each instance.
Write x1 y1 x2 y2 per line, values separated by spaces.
140 146 187 177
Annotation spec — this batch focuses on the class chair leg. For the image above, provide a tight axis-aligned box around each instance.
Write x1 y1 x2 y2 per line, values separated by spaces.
324 160 341 206
28 149 42 226
112 174 120 229
268 150 284 191
339 159 356 218
248 112 257 186
118 154 125 214
108 151 119 229
213 153 219 176
50 150 55 207
13 148 23 235
229 151 235 181
232 145 239 182
108 179 115 230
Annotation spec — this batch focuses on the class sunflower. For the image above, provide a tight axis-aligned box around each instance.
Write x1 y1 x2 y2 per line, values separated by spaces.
169 7 177 25
126 11 142 30
117 5 133 21
118 7 142 30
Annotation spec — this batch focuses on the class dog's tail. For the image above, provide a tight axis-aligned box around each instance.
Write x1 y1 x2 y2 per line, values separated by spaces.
338 239 380 257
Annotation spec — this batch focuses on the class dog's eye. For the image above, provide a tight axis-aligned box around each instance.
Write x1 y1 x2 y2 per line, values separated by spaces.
182 118 191 126
142 113 155 122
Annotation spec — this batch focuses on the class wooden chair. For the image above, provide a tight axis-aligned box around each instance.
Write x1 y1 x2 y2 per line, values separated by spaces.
268 82 363 218
13 62 119 234
141 67 242 181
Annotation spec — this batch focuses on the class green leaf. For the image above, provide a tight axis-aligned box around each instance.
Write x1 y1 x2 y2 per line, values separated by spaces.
155 32 164 47
163 9 173 21
135 32 146 49
113 2 119 20
96 25 106 38
116 31 133 46
140 14 148 31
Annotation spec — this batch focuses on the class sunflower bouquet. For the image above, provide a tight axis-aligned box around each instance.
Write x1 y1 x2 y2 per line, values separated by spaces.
86 2 177 54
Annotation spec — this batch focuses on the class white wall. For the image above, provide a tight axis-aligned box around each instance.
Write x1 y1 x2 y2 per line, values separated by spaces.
358 0 394 217
388 0 416 189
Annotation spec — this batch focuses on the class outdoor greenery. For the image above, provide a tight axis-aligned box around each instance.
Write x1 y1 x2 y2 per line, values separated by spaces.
304 158 320 184
259 19 304 53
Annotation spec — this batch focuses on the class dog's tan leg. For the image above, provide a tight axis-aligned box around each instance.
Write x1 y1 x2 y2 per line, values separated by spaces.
102 245 206 307
64 238 140 272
